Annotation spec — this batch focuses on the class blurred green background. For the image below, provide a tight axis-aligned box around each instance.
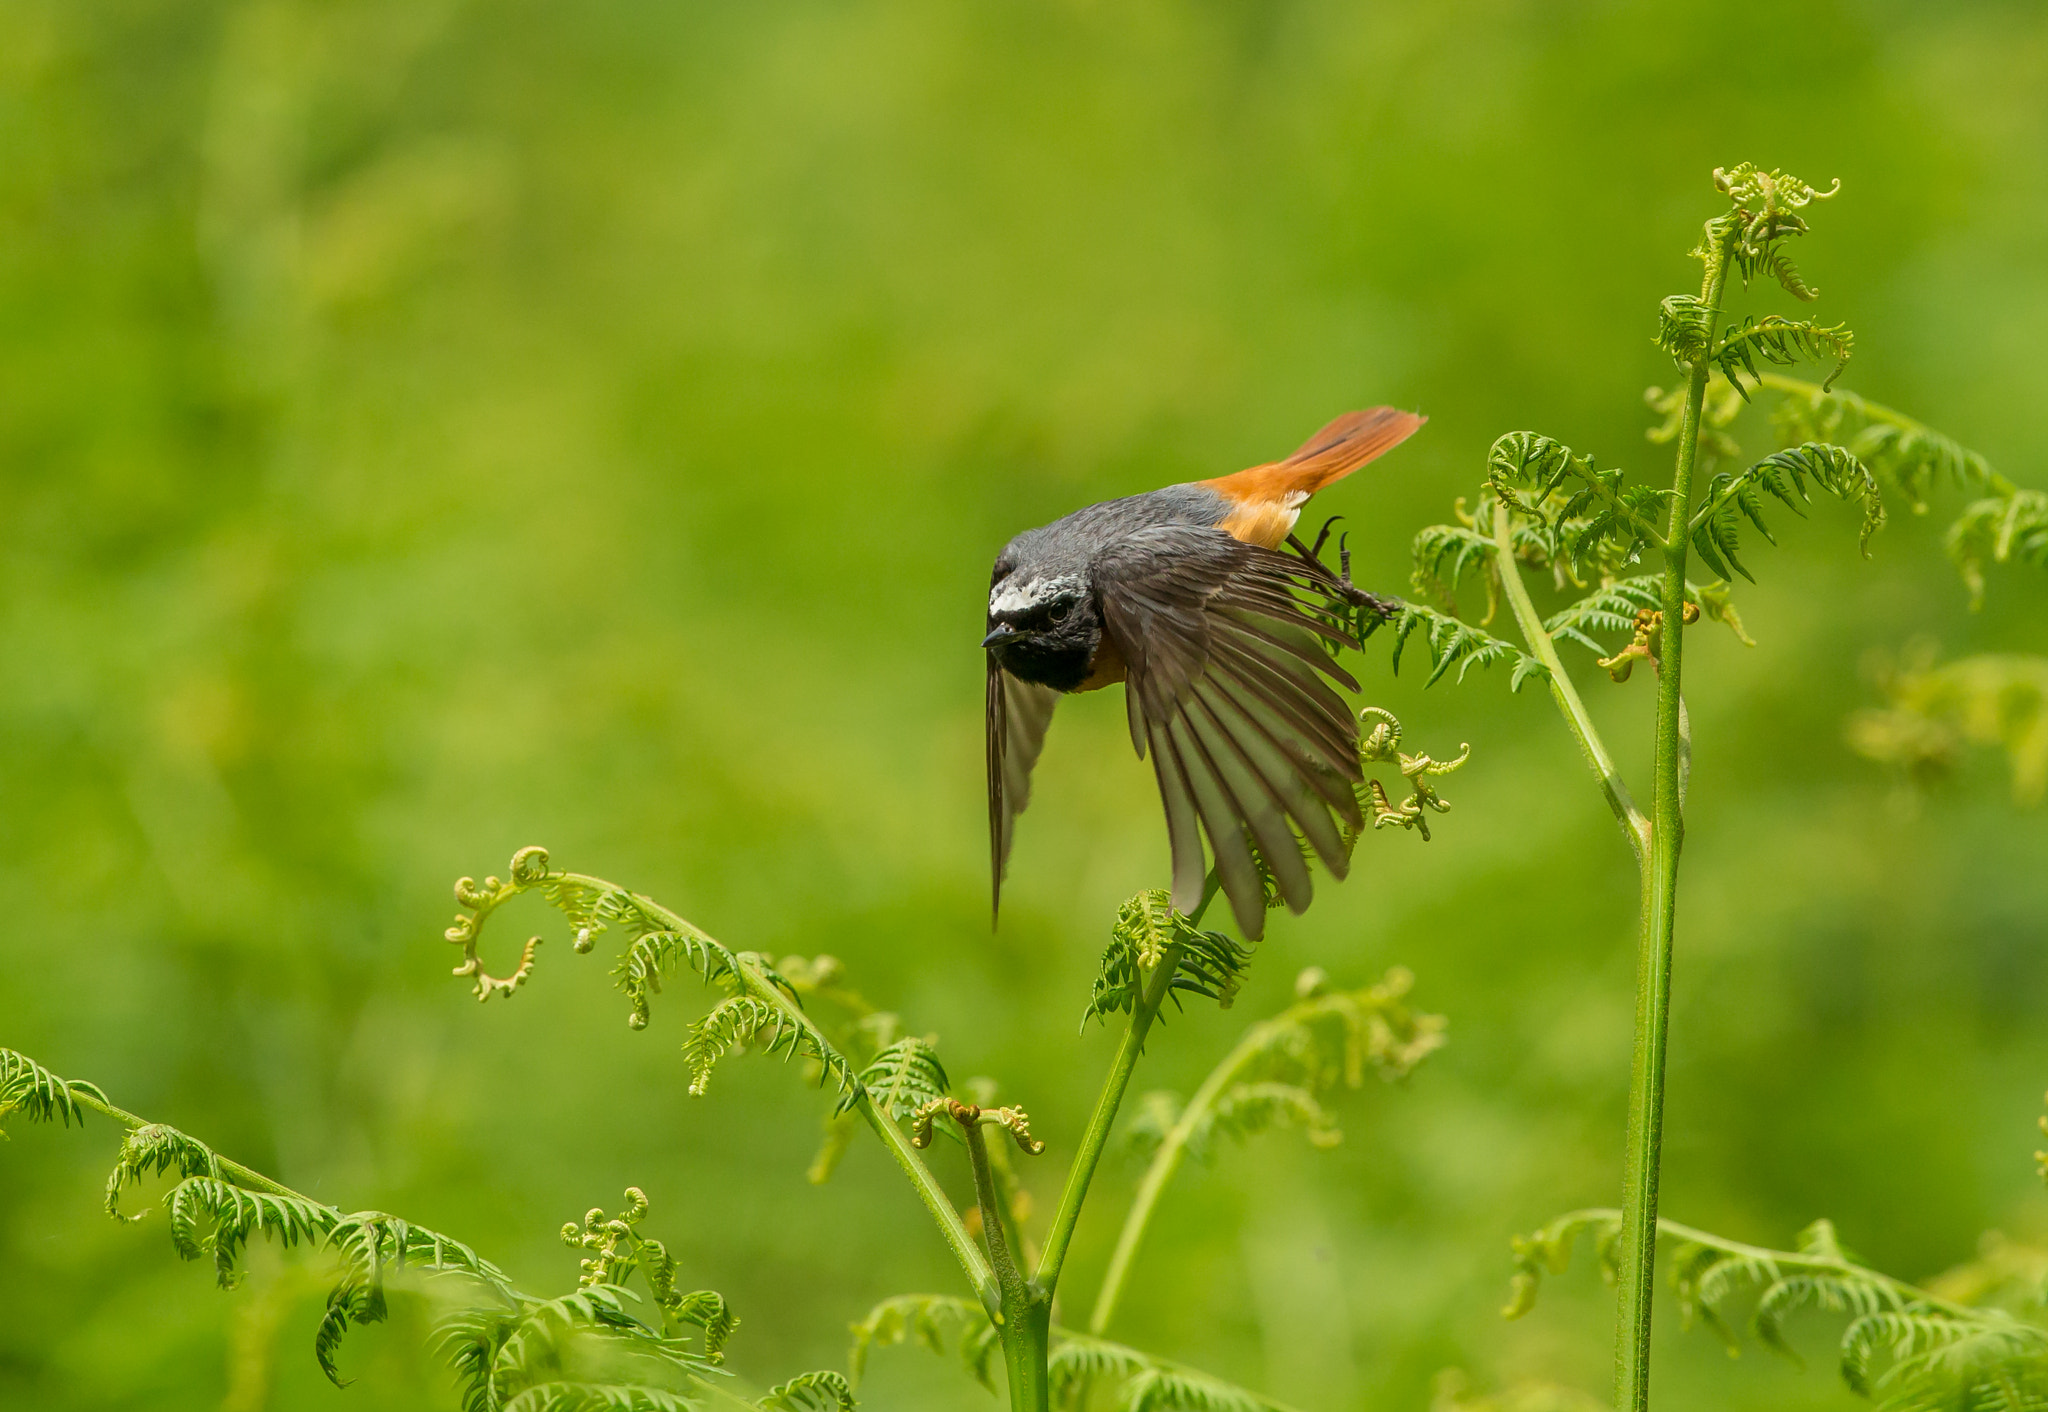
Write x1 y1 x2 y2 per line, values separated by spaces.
4 1 2047 1408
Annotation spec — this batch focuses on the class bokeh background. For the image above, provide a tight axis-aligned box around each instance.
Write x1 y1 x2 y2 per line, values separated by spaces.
4 1 2047 1409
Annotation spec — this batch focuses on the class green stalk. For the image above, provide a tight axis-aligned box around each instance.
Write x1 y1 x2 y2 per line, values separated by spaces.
1034 876 1218 1295
65 1085 322 1205
1086 1013 1267 1335
1753 373 2022 497
965 1117 1052 1412
1614 221 1734 1412
1491 502 1652 867
530 872 1000 1307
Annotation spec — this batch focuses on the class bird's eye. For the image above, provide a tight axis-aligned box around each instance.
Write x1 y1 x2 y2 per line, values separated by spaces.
1049 602 1070 622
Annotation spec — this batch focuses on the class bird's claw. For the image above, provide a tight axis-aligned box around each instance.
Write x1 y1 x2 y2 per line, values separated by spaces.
1291 520 1398 624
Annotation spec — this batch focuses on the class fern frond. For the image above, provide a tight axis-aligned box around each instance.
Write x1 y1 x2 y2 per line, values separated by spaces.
1947 491 2048 610
684 997 799 1097
1046 1334 1300 1411
1084 891 1253 1027
1657 294 1715 364
1506 1210 2046 1410
165 1177 336 1287
848 1294 997 1391
757 1370 855 1411
612 929 744 1032
846 1038 949 1121
448 852 865 1118
1713 315 1853 394
1686 441 1884 580
1375 602 1541 689
669 1290 737 1357
105 1122 222 1219
1711 164 1840 298
1411 523 1498 603
499 1384 702 1412
0 1049 109 1132
855 1295 1301 1412
1765 377 2007 514
1204 1081 1336 1151
1848 651 2048 805
1543 577 1665 654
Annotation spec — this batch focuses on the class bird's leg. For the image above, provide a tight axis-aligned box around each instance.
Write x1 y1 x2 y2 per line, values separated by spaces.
1288 521 1400 625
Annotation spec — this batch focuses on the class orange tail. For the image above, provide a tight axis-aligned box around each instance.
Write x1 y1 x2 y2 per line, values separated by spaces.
1201 406 1426 546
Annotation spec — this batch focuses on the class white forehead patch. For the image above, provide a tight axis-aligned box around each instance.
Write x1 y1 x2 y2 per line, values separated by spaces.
990 574 1084 615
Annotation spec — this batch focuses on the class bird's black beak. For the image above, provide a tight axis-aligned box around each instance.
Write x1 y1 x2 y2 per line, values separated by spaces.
982 624 1023 649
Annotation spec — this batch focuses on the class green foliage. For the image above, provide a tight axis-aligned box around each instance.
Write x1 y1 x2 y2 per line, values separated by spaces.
439 1284 724 1412
850 1294 1304 1412
1374 602 1544 690
848 1038 951 1122
1948 491 2048 610
1507 1209 2048 1411
1084 891 1252 1026
1770 382 1997 513
0 1050 108 1131
1486 432 1667 576
1129 966 1444 1164
759 1371 857 1411
1708 163 1841 301
849 1294 1001 1392
448 850 864 1106
3 1051 840 1410
1688 442 1884 582
1848 650 2048 805
1740 378 2038 607
1712 315 1852 394
105 1123 225 1219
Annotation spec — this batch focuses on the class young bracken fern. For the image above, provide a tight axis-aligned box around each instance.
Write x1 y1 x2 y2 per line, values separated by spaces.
1370 163 2045 1412
2 657 1454 1412
0 1049 845 1410
1504 1092 2048 1412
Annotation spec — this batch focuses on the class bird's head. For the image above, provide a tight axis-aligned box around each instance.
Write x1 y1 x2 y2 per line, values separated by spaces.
983 560 1102 691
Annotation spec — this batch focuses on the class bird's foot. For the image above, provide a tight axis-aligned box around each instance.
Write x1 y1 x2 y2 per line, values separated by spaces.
1289 520 1400 624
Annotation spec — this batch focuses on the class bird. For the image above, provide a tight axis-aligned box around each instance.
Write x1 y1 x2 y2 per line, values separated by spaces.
984 406 1426 940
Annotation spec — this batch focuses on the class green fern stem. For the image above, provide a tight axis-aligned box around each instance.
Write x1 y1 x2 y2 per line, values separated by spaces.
484 867 1001 1310
52 1082 320 1207
963 1119 1053 1412
1754 373 2022 498
1085 1024 1257 1338
1547 1209 1986 1323
1616 219 1735 1412
1035 877 1219 1298
1489 501 1652 865
719 940 998 1308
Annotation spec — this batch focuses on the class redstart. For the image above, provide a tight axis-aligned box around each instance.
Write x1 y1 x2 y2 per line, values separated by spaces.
984 406 1426 939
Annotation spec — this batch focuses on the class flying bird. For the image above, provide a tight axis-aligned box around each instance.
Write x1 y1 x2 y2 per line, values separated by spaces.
984 406 1426 939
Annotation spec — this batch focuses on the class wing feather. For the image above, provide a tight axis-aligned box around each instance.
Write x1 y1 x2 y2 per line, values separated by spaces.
987 660 1060 925
1182 688 1314 915
1095 524 1366 939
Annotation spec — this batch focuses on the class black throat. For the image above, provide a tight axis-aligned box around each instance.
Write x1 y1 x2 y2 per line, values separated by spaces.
992 637 1096 694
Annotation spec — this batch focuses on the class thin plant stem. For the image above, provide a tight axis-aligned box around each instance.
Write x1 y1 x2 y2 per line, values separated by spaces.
964 1116 1051 1412
1490 501 1652 868
1615 219 1734 1412
1754 374 2021 497
1034 875 1218 1295
542 872 999 1306
1087 1015 1268 1335
65 1086 323 1206
1554 1209 1988 1323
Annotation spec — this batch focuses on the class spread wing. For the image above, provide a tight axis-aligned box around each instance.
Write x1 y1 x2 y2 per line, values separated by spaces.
1096 525 1364 940
987 659 1061 925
